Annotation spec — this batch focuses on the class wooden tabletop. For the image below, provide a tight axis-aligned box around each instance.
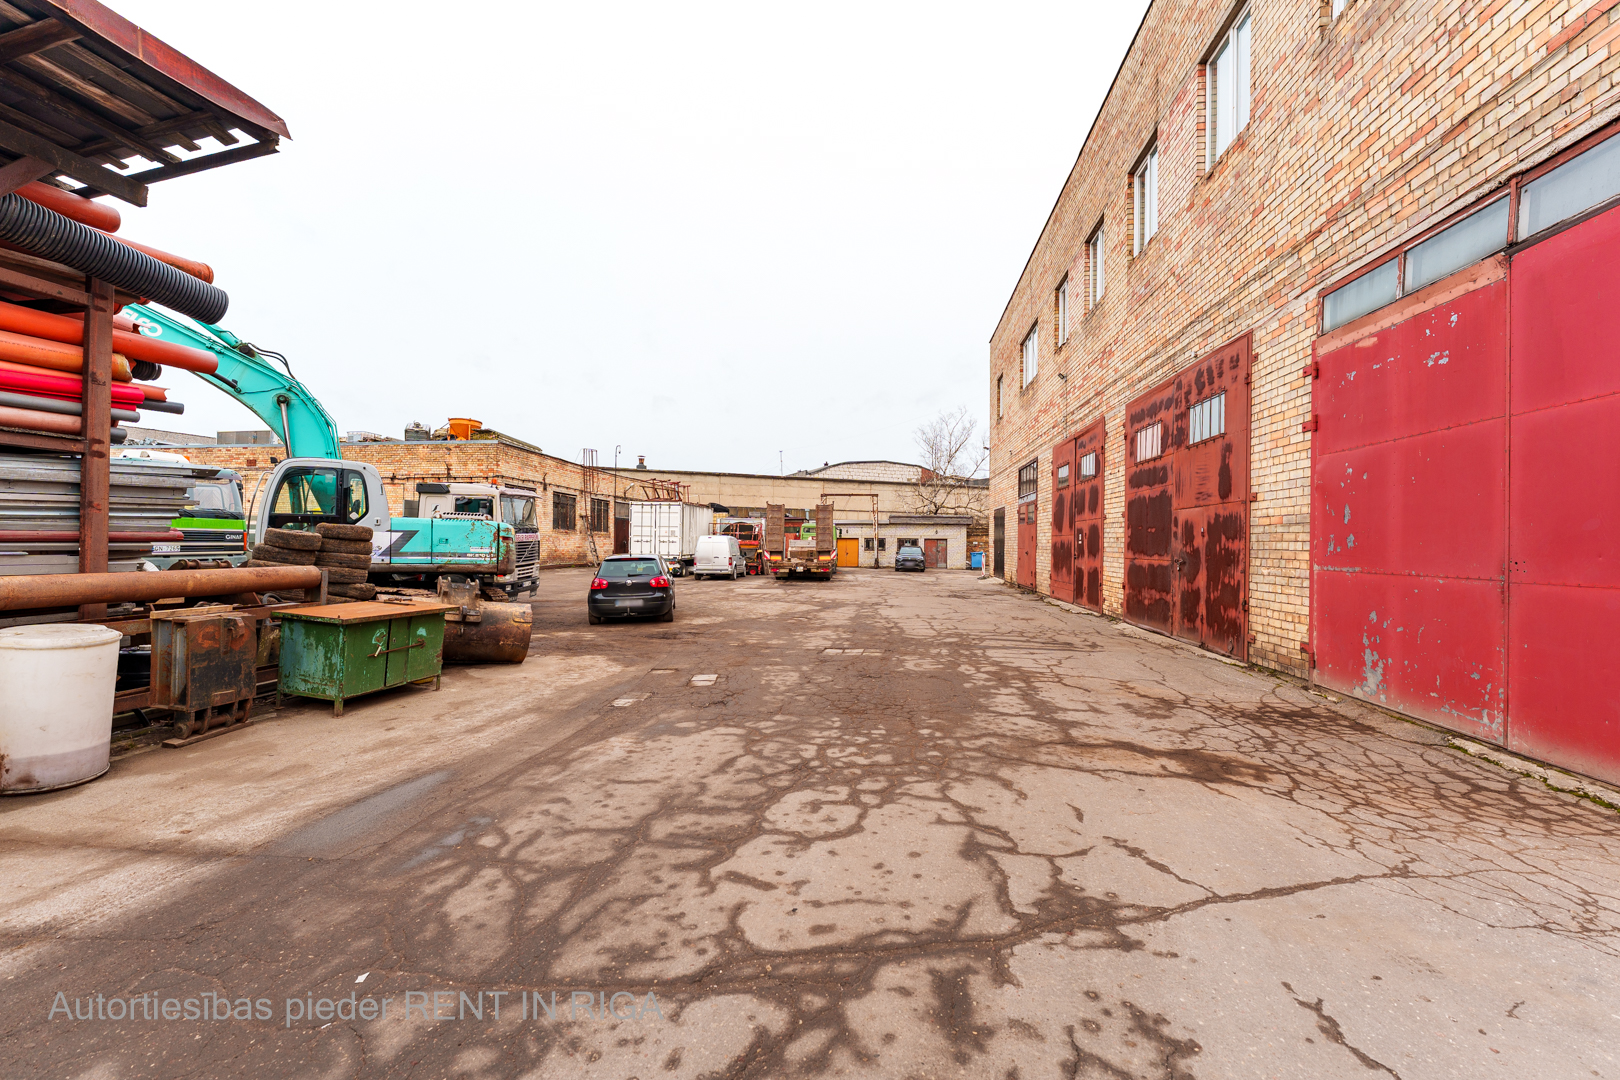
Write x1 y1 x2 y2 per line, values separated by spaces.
274 600 454 624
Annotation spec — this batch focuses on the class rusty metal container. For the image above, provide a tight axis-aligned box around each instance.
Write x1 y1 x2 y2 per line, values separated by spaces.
150 608 257 741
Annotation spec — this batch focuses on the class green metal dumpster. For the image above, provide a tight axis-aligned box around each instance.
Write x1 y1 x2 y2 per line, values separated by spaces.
275 601 451 716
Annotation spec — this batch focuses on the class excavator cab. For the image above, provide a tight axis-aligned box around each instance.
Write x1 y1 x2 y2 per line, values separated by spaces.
255 459 390 549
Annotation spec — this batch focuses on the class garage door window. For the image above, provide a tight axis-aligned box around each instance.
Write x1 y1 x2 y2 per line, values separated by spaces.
1018 459 1039 500
1189 392 1226 445
1406 198 1509 291
1079 452 1098 478
1519 131 1620 238
1056 463 1070 488
1135 422 1163 462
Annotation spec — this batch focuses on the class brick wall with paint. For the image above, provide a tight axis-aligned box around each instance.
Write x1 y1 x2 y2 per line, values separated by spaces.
989 0 1620 675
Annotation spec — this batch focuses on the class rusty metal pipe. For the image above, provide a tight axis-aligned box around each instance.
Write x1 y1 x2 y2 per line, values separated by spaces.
0 566 321 611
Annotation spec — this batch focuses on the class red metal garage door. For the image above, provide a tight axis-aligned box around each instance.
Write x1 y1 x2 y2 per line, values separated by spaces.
924 538 947 568
1311 202 1620 782
1310 264 1510 742
1505 203 1620 779
1050 437 1076 602
1124 335 1251 658
1072 419 1106 611
1016 499 1037 589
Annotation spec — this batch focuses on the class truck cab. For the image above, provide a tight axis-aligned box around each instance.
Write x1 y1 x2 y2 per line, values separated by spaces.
253 459 514 586
413 482 539 596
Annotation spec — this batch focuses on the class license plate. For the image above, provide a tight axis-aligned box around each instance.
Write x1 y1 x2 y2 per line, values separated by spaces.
615 599 644 608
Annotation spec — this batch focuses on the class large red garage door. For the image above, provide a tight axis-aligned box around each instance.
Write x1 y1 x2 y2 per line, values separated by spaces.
1124 335 1251 659
1050 418 1105 609
1311 200 1620 782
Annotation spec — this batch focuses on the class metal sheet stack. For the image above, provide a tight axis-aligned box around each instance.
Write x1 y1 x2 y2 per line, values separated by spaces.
0 452 212 575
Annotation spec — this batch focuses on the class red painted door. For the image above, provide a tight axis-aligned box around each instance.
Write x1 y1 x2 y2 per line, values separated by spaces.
1016 499 1037 588
1125 336 1251 656
1050 437 1076 602
1072 419 1106 611
1505 202 1620 780
923 539 946 568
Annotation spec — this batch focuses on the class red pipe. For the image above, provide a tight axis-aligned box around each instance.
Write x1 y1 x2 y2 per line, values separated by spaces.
0 356 131 385
0 530 184 543
0 331 133 380
0 363 148 406
0 301 217 374
0 566 322 610
0 403 90 435
15 181 121 232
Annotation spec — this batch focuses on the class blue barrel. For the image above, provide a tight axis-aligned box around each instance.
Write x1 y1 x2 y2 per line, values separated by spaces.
970 551 983 570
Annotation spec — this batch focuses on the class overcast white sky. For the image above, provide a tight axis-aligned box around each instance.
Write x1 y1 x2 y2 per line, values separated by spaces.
110 1 1151 475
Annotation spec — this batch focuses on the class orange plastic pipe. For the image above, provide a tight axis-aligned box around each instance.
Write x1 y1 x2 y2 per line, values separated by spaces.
137 383 167 401
0 357 132 384
0 403 86 435
0 332 133 381
101 234 214 284
15 181 121 232
0 301 216 374
65 310 140 333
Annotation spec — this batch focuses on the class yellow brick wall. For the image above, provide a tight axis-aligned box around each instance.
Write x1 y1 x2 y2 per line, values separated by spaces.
988 0 1620 674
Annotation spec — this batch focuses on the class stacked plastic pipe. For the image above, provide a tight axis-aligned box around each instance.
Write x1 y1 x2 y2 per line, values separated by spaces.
0 182 221 442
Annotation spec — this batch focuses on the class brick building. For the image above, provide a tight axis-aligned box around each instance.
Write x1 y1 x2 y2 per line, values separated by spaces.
989 0 1620 779
182 433 613 567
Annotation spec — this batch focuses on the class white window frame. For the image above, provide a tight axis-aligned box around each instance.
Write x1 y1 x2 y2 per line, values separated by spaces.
1087 225 1105 307
1056 276 1070 346
1135 422 1163 462
996 373 1004 419
1022 325 1039 387
1188 392 1226 445
1134 144 1159 254
1079 451 1098 478
1208 9 1252 163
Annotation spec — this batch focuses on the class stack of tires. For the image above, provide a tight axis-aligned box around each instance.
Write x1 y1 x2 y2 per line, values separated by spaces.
314 523 376 601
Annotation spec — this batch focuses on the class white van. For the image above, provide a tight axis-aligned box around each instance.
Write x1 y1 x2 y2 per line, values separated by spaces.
693 534 745 580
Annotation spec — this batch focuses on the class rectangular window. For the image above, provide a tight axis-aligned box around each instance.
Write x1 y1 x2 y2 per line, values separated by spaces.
589 497 610 533
1209 11 1251 161
1017 460 1039 500
1056 276 1070 345
1056 463 1070 488
1188 392 1226 444
1405 198 1510 291
1087 224 1105 305
1519 132 1620 239
1322 259 1398 330
1134 145 1159 253
997 373 1004 418
551 491 577 531
1079 452 1098 478
1022 325 1039 386
1135 422 1163 462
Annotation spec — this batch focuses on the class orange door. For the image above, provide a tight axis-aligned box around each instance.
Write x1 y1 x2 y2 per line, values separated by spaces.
836 537 859 567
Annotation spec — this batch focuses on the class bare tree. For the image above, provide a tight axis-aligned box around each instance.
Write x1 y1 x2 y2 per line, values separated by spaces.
912 406 988 516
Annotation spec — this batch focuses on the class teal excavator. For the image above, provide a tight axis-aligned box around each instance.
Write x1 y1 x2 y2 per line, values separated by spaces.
125 305 517 589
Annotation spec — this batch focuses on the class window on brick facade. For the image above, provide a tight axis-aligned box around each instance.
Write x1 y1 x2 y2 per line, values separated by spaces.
997 373 1005 419
1331 0 1348 17
1022 325 1039 386
1055 276 1070 346
1209 10 1251 161
1056 463 1070 488
1519 130 1620 239
551 491 577 531
1134 145 1159 254
589 497 609 533
1087 224 1105 306
1322 259 1397 330
1017 459 1039 500
1079 451 1098 478
1405 198 1509 291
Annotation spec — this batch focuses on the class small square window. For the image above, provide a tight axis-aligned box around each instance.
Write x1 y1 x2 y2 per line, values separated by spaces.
1057 463 1070 488
1135 423 1163 462
1189 392 1226 445
1079 452 1098 478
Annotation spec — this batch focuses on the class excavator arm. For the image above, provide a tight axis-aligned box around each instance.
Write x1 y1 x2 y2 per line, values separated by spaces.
122 303 342 461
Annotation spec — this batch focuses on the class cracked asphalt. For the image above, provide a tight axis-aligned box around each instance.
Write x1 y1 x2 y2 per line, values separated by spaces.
3 567 1620 1079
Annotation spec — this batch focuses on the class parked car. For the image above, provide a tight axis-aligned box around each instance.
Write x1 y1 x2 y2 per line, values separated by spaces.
588 555 675 623
894 544 926 572
693 534 746 580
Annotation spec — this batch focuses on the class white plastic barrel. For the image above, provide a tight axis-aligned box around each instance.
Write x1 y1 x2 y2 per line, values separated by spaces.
0 623 123 793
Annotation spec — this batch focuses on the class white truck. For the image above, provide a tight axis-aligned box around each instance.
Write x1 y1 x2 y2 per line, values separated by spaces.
628 501 712 577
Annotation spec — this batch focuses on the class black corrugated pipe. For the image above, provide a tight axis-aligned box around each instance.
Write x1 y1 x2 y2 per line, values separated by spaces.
0 193 228 323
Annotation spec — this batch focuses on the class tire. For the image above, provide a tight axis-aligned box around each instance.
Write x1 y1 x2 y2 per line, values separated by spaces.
316 523 373 542
659 605 675 623
588 613 603 625
315 551 373 570
262 527 321 551
319 537 373 556
251 543 318 565
319 566 369 585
